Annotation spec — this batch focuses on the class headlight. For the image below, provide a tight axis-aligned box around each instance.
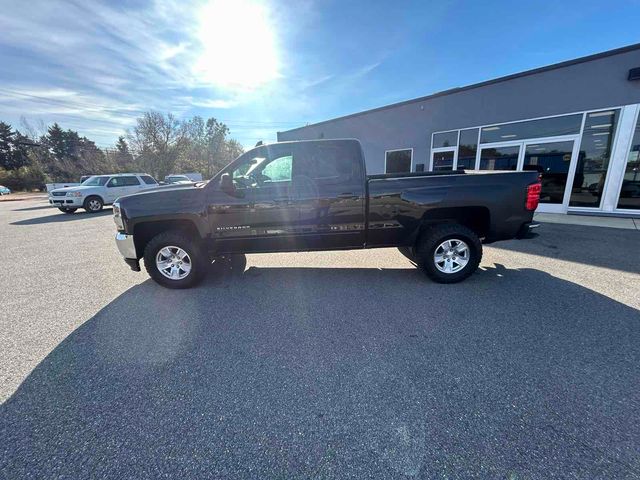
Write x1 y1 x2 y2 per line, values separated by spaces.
67 191 83 197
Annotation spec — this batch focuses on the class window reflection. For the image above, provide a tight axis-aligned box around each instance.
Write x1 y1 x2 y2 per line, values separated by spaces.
457 128 478 169
433 151 454 171
432 131 458 148
569 110 619 208
524 141 574 204
480 114 582 143
386 149 412 173
617 114 640 210
479 146 520 170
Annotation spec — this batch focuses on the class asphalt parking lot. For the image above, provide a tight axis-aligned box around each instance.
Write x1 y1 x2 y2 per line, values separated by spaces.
1 198 639 479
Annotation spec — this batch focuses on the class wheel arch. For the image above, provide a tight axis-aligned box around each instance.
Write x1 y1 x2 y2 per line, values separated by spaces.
413 206 491 245
132 218 204 259
84 193 105 203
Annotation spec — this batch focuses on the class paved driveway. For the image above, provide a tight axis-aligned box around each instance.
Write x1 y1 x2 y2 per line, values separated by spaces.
1 199 639 478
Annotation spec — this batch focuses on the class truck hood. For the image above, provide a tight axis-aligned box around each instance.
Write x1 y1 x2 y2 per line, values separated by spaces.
117 182 207 220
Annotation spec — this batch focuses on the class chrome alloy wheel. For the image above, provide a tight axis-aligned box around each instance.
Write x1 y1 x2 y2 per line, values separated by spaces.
156 246 192 280
87 199 102 211
433 239 470 274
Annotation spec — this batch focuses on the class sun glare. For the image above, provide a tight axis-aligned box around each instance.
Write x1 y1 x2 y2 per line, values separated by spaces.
195 0 280 91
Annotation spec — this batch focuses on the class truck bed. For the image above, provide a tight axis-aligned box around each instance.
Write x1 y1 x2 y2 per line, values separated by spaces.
366 170 540 246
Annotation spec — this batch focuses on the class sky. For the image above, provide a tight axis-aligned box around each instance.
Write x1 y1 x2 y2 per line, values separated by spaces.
0 0 639 149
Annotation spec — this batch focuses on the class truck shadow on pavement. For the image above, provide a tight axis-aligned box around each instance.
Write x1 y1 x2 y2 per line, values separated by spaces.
10 208 112 225
2 263 639 479
491 222 640 274
11 204 53 212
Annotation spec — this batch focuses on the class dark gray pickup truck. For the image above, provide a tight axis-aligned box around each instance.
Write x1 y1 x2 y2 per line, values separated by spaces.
113 139 541 288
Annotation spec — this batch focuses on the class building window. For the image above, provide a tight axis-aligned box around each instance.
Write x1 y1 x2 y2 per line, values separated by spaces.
433 151 454 171
480 114 583 143
432 130 458 148
617 113 640 210
385 149 412 173
569 109 620 208
457 128 479 169
479 146 520 170
523 141 574 204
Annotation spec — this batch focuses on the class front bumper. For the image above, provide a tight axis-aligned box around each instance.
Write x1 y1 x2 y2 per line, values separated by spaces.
49 197 84 207
115 232 140 271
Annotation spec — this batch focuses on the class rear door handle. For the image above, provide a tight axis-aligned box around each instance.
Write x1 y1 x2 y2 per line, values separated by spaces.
337 192 357 199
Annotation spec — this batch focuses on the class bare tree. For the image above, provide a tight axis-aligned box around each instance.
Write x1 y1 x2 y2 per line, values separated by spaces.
128 112 186 179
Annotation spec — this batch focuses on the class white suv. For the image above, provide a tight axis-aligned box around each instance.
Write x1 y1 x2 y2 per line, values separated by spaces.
48 173 158 213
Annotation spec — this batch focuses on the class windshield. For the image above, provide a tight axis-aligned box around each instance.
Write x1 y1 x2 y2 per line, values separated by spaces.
168 176 189 182
81 176 109 186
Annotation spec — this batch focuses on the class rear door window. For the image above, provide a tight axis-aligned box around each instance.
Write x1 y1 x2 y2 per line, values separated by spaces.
122 176 141 186
294 141 361 183
140 175 157 185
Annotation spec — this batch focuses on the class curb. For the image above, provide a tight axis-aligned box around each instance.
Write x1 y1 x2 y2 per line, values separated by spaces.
0 195 47 203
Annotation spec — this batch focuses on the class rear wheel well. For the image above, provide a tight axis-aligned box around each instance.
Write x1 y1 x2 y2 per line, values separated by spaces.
418 206 490 240
133 220 202 259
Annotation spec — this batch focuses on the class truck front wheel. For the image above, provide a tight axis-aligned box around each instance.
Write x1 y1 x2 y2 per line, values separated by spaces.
143 231 208 289
416 224 482 284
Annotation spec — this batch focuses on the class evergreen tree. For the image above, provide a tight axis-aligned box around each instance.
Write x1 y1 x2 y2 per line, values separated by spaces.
46 123 67 160
0 122 30 170
0 121 13 169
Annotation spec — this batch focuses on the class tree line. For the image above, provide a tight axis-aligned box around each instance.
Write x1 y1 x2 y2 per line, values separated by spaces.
0 111 245 191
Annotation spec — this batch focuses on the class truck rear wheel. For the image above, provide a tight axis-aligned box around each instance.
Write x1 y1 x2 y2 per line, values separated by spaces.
143 231 207 289
416 223 482 284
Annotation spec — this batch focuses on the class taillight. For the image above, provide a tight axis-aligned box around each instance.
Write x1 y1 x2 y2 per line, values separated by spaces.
526 182 542 211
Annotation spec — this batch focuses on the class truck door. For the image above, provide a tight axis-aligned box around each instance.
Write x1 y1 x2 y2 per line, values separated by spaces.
291 140 366 250
207 145 300 253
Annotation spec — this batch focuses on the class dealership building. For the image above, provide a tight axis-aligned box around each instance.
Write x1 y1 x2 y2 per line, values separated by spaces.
278 44 640 216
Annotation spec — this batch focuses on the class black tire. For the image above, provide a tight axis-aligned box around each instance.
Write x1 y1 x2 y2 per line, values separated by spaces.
416 223 482 284
83 196 103 213
58 207 77 214
143 231 208 289
397 246 417 264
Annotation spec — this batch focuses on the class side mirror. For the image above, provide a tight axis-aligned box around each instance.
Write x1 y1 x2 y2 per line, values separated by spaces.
220 173 234 193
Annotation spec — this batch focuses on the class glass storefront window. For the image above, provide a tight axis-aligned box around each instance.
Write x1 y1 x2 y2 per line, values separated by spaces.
457 128 478 169
480 114 582 144
523 141 574 204
479 146 520 170
432 130 458 148
569 109 620 208
617 114 640 210
433 151 454 171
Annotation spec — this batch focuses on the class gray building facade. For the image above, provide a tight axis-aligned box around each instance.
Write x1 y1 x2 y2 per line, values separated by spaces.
278 44 640 216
